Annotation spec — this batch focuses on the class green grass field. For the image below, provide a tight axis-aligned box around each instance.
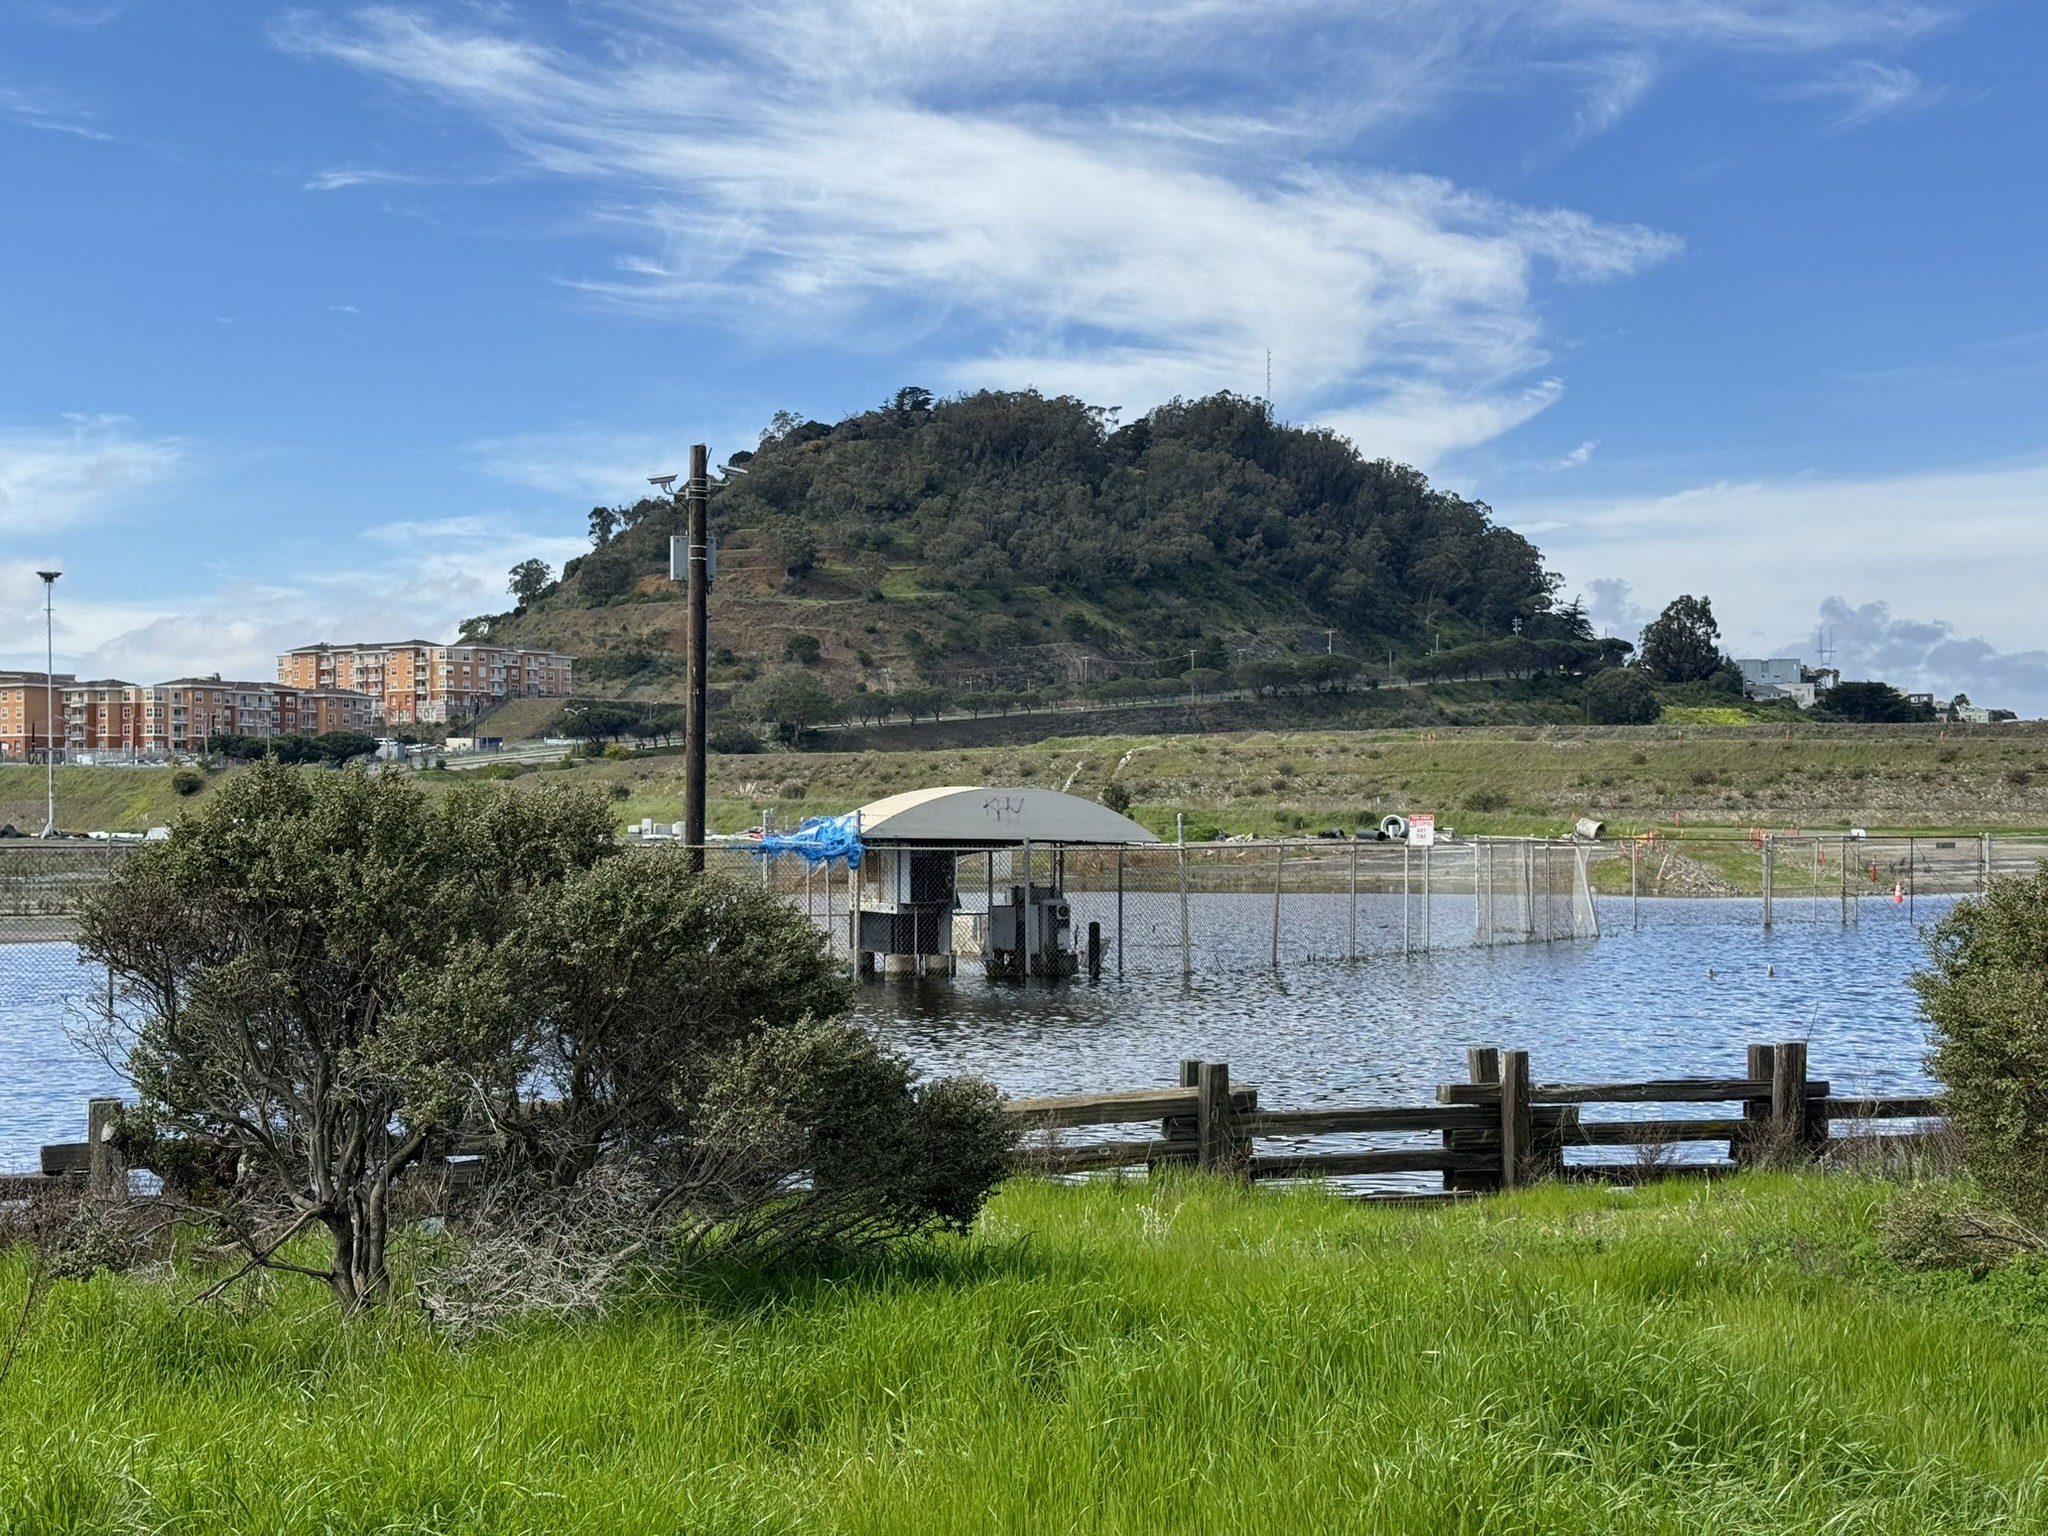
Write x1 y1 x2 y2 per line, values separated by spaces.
11 720 2047 842
3 1174 2045 1533
626 723 2048 839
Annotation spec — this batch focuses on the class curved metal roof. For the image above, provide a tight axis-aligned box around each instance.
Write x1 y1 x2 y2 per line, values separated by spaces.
853 786 1159 846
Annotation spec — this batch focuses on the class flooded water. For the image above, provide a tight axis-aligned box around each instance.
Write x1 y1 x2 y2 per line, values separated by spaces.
0 895 1943 1172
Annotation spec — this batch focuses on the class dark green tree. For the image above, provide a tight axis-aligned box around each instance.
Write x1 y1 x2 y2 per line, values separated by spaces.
1914 870 2048 1224
1583 667 1661 725
509 559 553 607
1639 595 1723 683
579 546 633 604
1817 680 1935 723
77 764 616 1308
588 506 617 547
738 668 842 741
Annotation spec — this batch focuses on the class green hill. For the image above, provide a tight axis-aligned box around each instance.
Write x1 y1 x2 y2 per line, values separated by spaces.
473 390 1614 716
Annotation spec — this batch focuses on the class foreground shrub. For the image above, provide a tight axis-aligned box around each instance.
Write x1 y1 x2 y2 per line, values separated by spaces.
78 766 1009 1313
1913 868 2048 1226
79 762 617 1308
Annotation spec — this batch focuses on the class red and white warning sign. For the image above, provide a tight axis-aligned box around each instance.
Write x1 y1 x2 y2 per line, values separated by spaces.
1407 812 1435 848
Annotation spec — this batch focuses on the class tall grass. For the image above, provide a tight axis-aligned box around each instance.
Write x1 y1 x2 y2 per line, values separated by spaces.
4 1174 2047 1532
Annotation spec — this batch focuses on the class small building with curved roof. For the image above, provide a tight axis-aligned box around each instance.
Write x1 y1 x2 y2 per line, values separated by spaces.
853 786 1157 848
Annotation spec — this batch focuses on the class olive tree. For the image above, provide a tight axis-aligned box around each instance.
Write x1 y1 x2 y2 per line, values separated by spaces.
78 762 616 1309
1913 869 2048 1225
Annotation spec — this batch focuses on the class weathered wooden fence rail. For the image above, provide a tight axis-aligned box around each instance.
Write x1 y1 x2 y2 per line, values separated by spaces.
5 1049 1944 1204
1008 1044 1945 1195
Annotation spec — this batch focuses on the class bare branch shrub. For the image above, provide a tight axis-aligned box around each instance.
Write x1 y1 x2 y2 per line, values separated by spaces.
416 1158 675 1338
414 1019 1017 1332
1879 1181 2048 1272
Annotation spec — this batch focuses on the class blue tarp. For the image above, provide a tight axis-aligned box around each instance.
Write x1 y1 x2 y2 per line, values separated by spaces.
756 812 863 867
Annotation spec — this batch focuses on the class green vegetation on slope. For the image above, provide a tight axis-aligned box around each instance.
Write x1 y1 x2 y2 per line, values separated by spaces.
6 1175 2048 1533
503 722 2048 839
0 764 213 834
478 389 1604 707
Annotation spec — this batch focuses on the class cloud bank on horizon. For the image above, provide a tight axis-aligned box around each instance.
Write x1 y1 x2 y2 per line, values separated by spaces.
2 0 2043 713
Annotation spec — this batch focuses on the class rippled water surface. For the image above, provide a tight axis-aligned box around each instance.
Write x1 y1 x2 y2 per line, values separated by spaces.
1 895 1942 1170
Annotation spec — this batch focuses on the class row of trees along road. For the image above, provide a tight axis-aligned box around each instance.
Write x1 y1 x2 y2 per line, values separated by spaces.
78 763 1013 1313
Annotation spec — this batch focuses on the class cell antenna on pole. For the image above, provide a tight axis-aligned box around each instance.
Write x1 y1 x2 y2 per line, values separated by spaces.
1265 350 1272 404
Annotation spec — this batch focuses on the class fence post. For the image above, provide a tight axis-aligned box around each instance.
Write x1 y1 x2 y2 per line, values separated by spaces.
1839 837 1848 927
1019 838 1033 980
1087 920 1102 980
1631 837 1641 932
1422 843 1433 951
1402 841 1411 955
86 1096 125 1201
1196 1060 1235 1174
1499 1049 1532 1188
1762 833 1774 931
1176 836 1191 981
1771 1040 1808 1155
1446 1047 1499 1192
1736 1042 1773 1166
1116 849 1125 979
1474 843 1490 950
1270 842 1283 969
1348 837 1359 962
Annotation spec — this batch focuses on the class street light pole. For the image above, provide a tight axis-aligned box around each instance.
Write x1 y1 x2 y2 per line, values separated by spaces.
37 570 60 838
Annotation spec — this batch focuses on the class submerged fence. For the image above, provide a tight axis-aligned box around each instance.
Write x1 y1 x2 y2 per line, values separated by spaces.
682 836 1598 976
4 832 2047 977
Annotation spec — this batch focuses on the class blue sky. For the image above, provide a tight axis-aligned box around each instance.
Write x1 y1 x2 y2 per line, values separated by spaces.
3 0 2045 709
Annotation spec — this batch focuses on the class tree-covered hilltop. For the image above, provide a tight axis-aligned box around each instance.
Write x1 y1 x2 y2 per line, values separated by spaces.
474 388 1603 708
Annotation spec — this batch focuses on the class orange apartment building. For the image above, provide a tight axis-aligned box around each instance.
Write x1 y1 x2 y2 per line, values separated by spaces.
62 679 378 756
278 640 573 725
0 672 73 761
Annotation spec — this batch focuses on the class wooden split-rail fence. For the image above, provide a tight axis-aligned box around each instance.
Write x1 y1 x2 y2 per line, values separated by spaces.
1006 1045 1944 1193
5 1048 1942 1203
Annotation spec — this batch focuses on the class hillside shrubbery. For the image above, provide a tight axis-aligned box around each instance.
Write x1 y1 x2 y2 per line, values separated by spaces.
511 390 1593 687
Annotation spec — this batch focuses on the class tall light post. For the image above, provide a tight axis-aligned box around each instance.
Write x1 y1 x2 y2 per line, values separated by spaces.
36 569 60 838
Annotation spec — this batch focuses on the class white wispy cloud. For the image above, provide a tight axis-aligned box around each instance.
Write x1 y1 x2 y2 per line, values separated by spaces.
0 416 184 534
267 1 1949 468
271 4 1791 464
0 82 115 140
475 427 717 501
1566 52 1659 143
1790 59 1940 127
303 167 423 191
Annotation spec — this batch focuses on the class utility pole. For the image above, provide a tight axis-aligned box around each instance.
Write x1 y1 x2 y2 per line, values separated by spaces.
37 570 60 839
683 443 709 871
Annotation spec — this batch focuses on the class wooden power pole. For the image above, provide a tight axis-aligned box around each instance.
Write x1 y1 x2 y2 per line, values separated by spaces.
684 442 709 871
